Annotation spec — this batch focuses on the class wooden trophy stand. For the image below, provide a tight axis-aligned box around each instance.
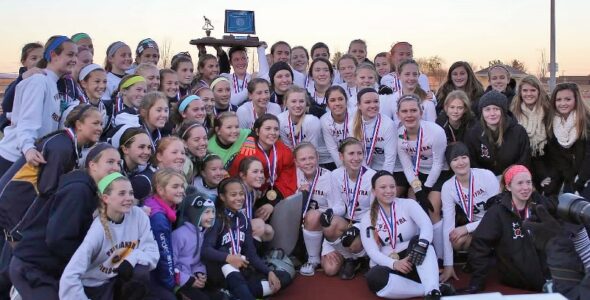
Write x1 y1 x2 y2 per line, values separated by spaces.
190 15 263 48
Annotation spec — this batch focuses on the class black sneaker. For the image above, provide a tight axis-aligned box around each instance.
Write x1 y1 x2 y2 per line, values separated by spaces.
424 289 442 300
340 258 359 280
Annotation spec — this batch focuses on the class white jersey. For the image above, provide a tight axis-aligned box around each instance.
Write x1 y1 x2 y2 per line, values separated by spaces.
387 90 437 123
360 198 433 268
193 176 218 200
102 72 122 101
379 93 399 124
306 81 329 107
348 113 397 172
329 166 376 223
297 167 332 211
397 121 447 187
441 168 500 266
320 110 356 167
380 72 430 93
221 72 252 106
236 101 282 129
337 83 358 111
277 112 331 163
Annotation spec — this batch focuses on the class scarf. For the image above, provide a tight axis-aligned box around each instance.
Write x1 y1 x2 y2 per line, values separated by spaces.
553 111 578 149
145 195 177 223
518 103 547 156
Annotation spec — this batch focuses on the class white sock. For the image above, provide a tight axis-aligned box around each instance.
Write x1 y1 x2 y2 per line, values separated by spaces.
221 264 239 277
303 228 323 264
432 220 444 260
261 280 272 296
376 273 424 298
416 246 441 294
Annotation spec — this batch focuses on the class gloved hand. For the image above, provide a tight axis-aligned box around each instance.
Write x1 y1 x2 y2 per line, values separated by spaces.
116 260 134 282
378 85 393 95
415 188 434 213
240 136 257 156
341 226 360 247
320 208 334 227
523 205 564 251
408 238 429 266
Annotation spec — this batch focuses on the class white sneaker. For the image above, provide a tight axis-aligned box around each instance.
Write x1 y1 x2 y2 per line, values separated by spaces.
299 261 319 276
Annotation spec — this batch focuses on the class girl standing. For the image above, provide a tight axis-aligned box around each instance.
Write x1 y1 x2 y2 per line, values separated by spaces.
135 63 161 92
211 77 237 115
111 75 147 127
193 54 219 91
277 86 322 153
236 78 282 129
435 61 484 115
139 91 170 147
103 41 132 100
391 59 436 122
171 52 194 99
178 122 208 180
171 95 207 129
306 58 333 115
321 86 354 168
361 171 444 299
78 64 111 132
193 154 225 200
59 173 159 300
159 69 180 103
111 126 152 177
350 88 396 172
144 168 188 299
202 178 291 300
435 90 476 144
268 62 294 109
222 46 252 106
484 64 516 109
337 55 359 104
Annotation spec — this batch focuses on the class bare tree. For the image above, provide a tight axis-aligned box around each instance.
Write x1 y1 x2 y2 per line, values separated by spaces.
537 49 548 80
510 59 527 73
488 59 504 67
331 51 343 67
158 39 172 69
417 56 446 87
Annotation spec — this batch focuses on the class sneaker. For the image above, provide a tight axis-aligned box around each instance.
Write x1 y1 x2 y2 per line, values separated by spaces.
340 258 359 280
439 282 456 296
299 261 319 276
424 289 442 300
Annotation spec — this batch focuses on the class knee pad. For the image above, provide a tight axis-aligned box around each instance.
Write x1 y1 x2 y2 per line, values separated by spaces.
366 266 390 292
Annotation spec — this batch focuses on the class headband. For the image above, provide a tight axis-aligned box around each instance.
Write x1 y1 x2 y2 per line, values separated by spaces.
120 75 145 90
488 64 511 76
178 95 201 113
504 165 531 186
181 123 205 140
71 33 90 43
98 172 125 194
136 38 159 56
44 35 69 62
85 142 115 168
107 41 127 58
110 124 138 148
78 63 104 81
210 77 229 90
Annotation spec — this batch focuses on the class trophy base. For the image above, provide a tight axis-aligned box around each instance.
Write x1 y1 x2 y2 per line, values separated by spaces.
190 35 262 47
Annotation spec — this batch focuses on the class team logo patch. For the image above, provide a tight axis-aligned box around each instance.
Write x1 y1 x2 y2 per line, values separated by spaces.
480 144 490 159
512 222 524 239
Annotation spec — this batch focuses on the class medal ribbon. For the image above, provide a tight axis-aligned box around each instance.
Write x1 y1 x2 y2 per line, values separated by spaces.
233 73 247 94
288 115 304 146
228 216 241 255
344 166 365 220
257 143 277 188
242 184 253 220
302 168 320 218
64 128 81 166
512 200 530 220
378 202 397 249
454 172 475 222
404 127 423 177
362 115 381 165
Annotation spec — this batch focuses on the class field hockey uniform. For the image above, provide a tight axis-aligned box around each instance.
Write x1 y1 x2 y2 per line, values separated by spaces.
397 121 447 190
221 72 252 106
380 73 430 93
236 101 282 129
277 112 332 165
320 110 355 167
348 113 397 172
102 72 123 101
386 91 437 123
360 198 439 299
440 168 499 266
297 167 332 214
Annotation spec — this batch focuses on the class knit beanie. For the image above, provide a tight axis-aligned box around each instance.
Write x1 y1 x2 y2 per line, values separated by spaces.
183 192 215 228
269 61 293 86
445 142 470 164
479 90 508 113
136 38 159 57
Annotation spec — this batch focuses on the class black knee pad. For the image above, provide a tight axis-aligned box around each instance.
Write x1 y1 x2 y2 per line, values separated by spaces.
365 266 390 292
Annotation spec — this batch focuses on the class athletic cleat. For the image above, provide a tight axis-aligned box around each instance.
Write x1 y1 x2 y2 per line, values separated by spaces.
340 258 359 280
424 289 442 300
299 261 319 276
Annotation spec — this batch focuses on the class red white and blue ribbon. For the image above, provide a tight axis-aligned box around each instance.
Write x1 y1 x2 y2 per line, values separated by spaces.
344 166 365 221
257 143 277 189
288 115 304 146
379 202 397 249
404 127 424 177
233 73 247 94
242 184 253 220
454 172 475 222
302 168 320 218
362 115 381 165
228 217 241 255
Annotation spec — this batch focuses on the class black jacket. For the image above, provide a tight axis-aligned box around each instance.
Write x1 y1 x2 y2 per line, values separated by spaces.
545 129 590 189
465 114 530 175
13 170 98 277
435 112 477 144
468 191 550 291
546 234 590 299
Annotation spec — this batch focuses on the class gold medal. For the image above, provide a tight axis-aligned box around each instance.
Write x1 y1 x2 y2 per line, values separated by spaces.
389 251 400 260
266 189 277 201
411 178 422 191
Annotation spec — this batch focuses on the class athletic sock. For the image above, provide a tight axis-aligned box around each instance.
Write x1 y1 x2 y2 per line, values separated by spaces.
432 220 443 260
303 228 323 264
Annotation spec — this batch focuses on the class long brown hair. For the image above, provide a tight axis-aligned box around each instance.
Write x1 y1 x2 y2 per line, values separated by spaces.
511 75 551 129
548 82 590 140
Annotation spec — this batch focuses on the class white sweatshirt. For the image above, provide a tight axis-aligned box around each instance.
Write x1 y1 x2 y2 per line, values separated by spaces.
380 72 430 92
0 70 61 162
297 167 332 212
236 101 282 129
59 206 159 300
320 110 356 167
348 113 397 172
329 166 376 222
102 72 122 101
277 111 332 164
441 168 500 266
360 198 433 268
221 72 252 106
397 121 447 188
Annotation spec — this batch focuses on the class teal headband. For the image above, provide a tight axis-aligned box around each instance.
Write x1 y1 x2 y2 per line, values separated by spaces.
178 95 201 113
71 33 90 43
98 172 125 194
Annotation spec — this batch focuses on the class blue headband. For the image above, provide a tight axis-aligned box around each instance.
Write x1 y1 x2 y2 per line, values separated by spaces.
44 35 69 62
178 95 200 112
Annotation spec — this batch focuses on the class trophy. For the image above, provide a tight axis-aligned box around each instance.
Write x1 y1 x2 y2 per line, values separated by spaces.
190 10 262 48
